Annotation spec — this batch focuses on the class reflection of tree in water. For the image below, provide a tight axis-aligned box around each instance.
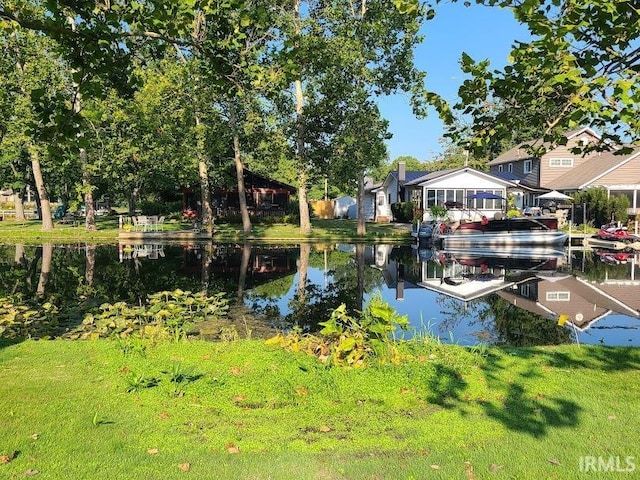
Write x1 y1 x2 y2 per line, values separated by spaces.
435 295 486 338
478 295 572 346
0 245 204 336
285 248 384 332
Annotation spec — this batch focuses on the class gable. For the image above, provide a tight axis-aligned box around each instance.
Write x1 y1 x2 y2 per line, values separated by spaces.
412 167 514 189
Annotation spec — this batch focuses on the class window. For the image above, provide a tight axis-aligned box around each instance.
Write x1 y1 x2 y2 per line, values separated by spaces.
498 165 503 172
549 158 573 167
425 189 464 207
377 192 384 206
524 160 532 174
546 292 570 301
508 163 513 173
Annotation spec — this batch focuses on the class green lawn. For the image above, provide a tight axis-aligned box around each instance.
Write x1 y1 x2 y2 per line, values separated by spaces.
0 217 412 242
1 338 638 479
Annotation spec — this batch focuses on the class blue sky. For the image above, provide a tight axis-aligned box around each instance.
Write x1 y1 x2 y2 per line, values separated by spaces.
379 2 531 162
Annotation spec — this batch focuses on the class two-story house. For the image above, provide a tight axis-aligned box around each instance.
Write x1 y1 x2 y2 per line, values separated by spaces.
488 127 640 216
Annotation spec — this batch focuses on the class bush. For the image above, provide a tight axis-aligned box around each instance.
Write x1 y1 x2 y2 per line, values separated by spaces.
391 202 414 223
139 200 182 216
573 188 629 227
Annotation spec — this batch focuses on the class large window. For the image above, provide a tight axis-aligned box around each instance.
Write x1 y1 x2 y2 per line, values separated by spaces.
549 158 573 167
425 189 464 207
467 189 504 210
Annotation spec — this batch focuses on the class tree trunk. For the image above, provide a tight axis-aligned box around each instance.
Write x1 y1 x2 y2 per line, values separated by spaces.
194 115 214 234
355 243 365 311
357 169 366 235
36 243 53 296
30 147 54 231
14 188 25 221
128 186 139 215
85 244 96 286
14 244 25 265
82 148 96 231
201 243 213 292
236 242 251 305
229 102 252 233
294 78 311 234
297 242 311 306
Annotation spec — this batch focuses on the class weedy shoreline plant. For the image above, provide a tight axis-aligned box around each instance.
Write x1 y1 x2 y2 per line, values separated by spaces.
267 295 410 368
75 289 229 341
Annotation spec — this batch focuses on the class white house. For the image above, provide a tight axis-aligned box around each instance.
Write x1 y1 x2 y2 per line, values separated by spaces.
367 162 429 222
405 167 517 222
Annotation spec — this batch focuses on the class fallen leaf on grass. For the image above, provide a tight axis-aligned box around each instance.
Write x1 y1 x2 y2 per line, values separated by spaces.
178 463 190 472
201 354 211 361
319 425 332 432
147 448 159 455
24 469 39 476
430 464 440 470
232 394 247 403
547 458 563 466
464 461 476 480
488 464 503 472
295 386 309 395
159 412 169 420
30 433 39 440
608 415 616 421
230 366 242 375
226 443 239 454
0 451 17 464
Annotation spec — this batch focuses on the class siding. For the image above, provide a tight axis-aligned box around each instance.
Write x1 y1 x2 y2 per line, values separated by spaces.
539 136 599 188
592 156 640 186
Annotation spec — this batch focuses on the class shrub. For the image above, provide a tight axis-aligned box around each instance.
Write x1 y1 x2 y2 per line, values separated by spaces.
391 202 414 222
266 295 409 368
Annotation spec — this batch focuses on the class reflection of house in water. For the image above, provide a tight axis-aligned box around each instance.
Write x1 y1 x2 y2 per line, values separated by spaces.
498 255 640 332
364 244 425 301
414 248 565 302
185 244 298 287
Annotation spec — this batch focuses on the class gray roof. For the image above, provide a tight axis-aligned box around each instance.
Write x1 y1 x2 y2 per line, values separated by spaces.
548 146 640 189
488 127 600 166
404 167 465 186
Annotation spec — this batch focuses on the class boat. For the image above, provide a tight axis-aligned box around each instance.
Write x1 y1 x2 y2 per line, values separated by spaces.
583 222 640 251
434 216 568 248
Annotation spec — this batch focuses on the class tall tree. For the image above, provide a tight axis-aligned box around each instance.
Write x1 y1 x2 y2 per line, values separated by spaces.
447 0 640 155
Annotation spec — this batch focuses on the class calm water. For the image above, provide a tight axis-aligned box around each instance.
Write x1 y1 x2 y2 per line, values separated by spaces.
1 241 639 347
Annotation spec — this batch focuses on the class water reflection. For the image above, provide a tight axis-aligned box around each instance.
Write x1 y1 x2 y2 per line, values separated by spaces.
0 242 638 346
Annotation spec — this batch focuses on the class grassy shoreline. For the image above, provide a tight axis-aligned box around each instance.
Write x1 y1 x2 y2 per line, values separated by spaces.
0 218 413 243
1 338 638 479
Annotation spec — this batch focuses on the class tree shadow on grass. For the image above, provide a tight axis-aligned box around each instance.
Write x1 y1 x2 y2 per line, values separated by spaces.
505 346 640 373
481 379 581 438
425 363 468 407
479 356 582 438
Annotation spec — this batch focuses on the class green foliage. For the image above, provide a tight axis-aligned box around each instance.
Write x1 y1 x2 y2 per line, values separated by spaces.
429 204 449 220
573 187 629 226
448 0 640 155
390 202 414 223
0 298 60 339
76 289 229 341
269 295 409 368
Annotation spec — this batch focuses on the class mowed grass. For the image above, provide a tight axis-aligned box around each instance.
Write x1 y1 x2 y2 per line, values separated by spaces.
1 339 638 479
0 217 412 243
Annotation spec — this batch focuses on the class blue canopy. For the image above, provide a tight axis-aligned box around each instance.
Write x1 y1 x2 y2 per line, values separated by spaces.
468 191 505 200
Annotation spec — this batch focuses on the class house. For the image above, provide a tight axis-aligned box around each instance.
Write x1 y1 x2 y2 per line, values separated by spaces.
488 127 640 216
183 168 297 216
405 166 515 222
366 162 429 222
498 270 640 333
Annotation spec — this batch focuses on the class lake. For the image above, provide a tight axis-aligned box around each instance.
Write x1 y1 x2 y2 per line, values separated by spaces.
1 241 639 347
